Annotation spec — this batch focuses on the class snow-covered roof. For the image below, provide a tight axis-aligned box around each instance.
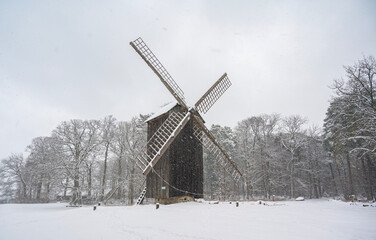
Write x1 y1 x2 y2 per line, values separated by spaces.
145 102 179 122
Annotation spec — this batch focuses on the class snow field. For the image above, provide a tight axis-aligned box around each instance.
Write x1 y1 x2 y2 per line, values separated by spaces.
0 199 375 240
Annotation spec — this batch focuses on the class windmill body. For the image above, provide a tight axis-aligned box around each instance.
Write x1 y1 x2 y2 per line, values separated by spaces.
145 103 203 200
130 37 242 203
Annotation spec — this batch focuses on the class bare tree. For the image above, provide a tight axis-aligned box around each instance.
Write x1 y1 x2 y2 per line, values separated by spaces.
234 118 254 199
325 55 376 200
110 121 128 199
26 137 60 200
333 55 376 155
99 115 116 201
122 116 147 204
281 115 307 198
52 119 100 205
1 154 28 199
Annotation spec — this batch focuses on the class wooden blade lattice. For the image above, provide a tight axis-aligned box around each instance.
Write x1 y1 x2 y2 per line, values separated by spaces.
192 115 242 183
195 73 231 114
130 37 187 108
136 111 191 175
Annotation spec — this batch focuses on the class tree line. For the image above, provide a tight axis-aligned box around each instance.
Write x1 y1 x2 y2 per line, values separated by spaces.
1 56 375 204
0 115 148 205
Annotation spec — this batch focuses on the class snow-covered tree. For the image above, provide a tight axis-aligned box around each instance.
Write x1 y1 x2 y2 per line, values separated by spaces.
1 154 28 199
324 55 376 200
99 115 116 201
26 137 62 200
280 115 307 198
52 119 100 205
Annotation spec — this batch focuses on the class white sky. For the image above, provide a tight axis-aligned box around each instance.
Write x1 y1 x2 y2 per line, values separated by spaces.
1 0 375 160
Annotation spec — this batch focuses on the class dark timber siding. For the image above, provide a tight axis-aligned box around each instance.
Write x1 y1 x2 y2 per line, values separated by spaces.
146 106 203 199
146 113 170 199
169 119 203 198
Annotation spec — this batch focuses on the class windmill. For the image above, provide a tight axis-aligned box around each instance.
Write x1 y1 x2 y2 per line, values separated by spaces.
130 37 242 204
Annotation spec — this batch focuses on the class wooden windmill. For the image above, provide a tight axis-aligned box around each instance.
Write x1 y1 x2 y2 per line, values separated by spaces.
130 37 242 204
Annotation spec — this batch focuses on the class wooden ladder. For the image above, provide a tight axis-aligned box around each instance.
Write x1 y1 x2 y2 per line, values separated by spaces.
136 187 147 205
135 111 191 175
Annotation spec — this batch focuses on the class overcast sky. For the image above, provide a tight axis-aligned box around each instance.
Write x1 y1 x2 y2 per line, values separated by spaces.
1 0 375 160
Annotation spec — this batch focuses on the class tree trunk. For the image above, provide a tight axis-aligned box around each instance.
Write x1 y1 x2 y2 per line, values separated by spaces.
222 168 227 200
101 142 109 201
70 153 81 205
366 154 374 200
335 160 346 197
88 167 92 197
36 178 42 200
117 157 123 199
262 163 268 199
63 177 68 198
318 178 322 197
46 181 50 199
313 178 319 198
22 181 27 199
245 162 251 200
290 155 295 199
346 153 354 197
128 167 135 205
329 163 338 197
71 167 80 206
308 172 313 199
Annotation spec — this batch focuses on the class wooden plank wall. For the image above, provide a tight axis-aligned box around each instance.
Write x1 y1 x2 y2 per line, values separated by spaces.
146 114 170 199
146 106 203 199
169 119 203 198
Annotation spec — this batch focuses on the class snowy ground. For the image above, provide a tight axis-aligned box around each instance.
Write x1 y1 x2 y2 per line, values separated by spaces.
0 199 375 240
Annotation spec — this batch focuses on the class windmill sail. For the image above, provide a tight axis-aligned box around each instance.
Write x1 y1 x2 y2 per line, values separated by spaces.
130 37 187 108
131 37 241 201
192 115 242 183
135 111 191 175
195 73 232 114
